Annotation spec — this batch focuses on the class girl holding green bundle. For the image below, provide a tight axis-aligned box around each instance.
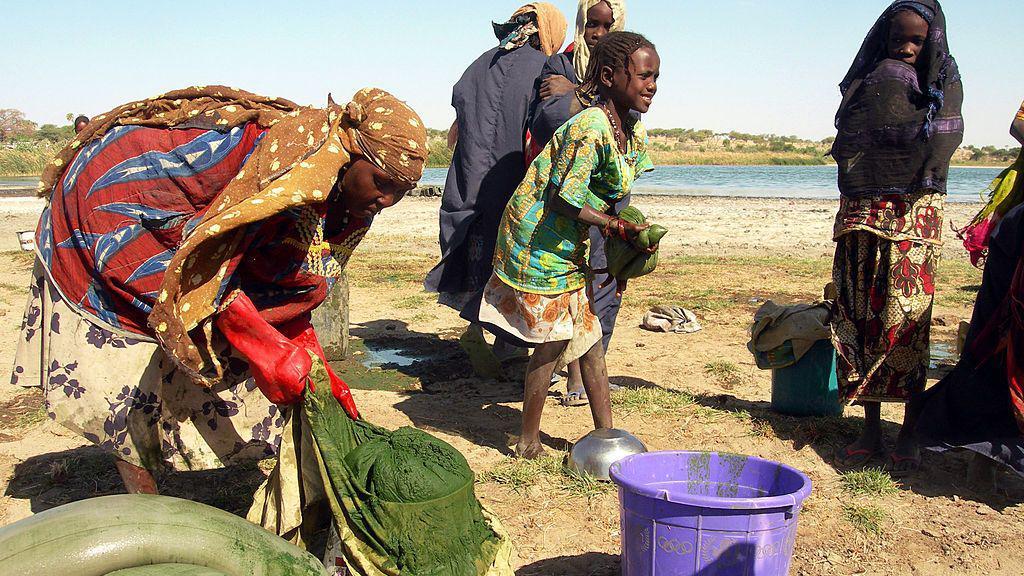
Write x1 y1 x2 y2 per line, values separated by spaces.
479 31 661 458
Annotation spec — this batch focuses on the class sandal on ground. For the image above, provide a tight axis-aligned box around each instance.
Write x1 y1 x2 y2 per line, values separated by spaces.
834 444 884 469
560 389 589 407
884 452 921 476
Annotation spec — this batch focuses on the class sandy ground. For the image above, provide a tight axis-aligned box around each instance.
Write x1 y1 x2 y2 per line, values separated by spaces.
1 194 1023 575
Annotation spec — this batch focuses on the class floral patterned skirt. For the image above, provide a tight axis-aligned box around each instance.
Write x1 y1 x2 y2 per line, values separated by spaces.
831 232 937 403
10 261 284 471
478 273 602 372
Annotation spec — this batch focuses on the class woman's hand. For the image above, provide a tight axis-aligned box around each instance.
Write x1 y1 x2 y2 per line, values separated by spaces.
603 217 649 241
597 272 629 298
621 219 650 238
215 292 359 418
279 319 359 419
540 75 577 100
215 293 309 405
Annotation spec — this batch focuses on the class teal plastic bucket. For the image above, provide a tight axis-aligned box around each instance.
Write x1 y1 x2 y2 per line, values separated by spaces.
770 339 842 417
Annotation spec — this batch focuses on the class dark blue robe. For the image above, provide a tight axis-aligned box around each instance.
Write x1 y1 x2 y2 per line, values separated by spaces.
425 45 547 324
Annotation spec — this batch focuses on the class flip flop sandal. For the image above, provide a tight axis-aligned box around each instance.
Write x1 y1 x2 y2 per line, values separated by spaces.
834 444 884 469
560 389 589 407
884 453 921 476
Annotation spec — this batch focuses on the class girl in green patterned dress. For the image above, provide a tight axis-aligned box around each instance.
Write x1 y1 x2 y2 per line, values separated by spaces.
478 32 660 458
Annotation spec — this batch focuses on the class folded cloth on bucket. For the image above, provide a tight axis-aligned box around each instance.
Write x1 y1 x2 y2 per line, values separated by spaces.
248 355 514 576
748 301 832 369
641 305 701 333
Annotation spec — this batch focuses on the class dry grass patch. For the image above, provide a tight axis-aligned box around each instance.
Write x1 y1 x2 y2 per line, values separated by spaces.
480 452 612 498
346 250 434 287
840 468 901 497
611 386 692 416
703 360 744 389
630 255 835 317
394 293 434 309
934 258 983 309
842 503 891 539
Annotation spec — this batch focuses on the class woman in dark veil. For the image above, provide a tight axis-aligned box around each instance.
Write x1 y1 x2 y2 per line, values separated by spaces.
829 0 963 473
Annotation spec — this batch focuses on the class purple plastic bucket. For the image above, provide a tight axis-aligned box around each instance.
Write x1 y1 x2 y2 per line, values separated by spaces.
609 451 812 576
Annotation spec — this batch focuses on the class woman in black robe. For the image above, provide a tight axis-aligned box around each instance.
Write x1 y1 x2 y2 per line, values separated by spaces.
910 114 1024 481
424 3 566 375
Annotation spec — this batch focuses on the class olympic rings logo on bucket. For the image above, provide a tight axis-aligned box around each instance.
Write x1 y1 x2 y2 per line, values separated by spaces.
656 537 694 556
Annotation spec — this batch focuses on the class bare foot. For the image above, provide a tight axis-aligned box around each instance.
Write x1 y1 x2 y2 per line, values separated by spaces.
515 440 546 460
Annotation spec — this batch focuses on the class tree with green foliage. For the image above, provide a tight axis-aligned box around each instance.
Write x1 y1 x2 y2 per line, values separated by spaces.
36 124 74 142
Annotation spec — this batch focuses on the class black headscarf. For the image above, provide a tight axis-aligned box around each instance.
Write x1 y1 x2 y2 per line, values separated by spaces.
832 0 963 198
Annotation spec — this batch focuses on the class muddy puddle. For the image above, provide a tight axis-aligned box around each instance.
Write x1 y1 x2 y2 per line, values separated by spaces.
333 333 477 392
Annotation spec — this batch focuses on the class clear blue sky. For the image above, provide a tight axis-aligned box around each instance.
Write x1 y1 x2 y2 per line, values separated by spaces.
3 0 1021 146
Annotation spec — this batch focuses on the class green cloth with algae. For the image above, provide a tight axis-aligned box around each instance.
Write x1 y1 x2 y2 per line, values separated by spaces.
302 356 510 576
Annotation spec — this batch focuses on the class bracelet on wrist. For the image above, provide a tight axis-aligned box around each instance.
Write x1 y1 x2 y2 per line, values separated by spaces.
603 217 617 238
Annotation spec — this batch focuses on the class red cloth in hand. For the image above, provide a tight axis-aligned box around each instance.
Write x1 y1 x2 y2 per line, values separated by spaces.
214 292 311 405
215 291 359 418
277 318 359 419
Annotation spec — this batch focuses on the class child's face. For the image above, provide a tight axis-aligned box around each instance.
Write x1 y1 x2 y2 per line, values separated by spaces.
604 47 660 114
583 1 615 50
887 10 929 66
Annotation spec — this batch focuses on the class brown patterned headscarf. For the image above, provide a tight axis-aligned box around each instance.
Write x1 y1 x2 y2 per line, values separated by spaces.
338 87 428 184
507 3 568 57
40 85 426 385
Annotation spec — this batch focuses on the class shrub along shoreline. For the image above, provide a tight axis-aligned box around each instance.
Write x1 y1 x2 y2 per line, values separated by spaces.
3 130 1018 176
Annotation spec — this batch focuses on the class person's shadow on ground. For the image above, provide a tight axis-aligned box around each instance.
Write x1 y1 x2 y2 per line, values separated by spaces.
516 552 619 576
4 445 267 515
685 386 1024 510
353 319 658 455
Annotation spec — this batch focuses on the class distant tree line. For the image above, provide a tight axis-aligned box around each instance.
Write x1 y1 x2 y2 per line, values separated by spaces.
961 144 1021 163
0 108 75 144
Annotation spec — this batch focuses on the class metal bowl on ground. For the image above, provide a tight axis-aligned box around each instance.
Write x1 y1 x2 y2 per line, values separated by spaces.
567 428 647 481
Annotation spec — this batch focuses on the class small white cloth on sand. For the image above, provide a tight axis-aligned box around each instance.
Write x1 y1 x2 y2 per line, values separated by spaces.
641 305 703 333
747 300 831 363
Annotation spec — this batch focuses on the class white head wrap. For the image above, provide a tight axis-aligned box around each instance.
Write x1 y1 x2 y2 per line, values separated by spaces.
572 0 627 77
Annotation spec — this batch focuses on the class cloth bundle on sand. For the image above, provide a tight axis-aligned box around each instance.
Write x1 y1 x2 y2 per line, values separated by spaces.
957 149 1024 267
249 357 514 576
748 301 832 369
641 305 701 334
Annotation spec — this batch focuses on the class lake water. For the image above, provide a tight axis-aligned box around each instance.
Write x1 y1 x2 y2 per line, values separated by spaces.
4 165 1002 203
421 165 1002 203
